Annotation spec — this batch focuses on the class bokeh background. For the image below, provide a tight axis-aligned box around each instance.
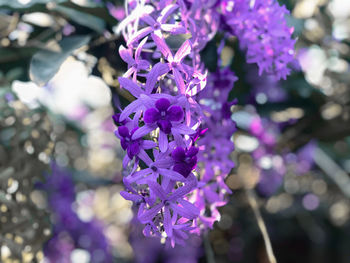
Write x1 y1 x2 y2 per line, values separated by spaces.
0 0 350 262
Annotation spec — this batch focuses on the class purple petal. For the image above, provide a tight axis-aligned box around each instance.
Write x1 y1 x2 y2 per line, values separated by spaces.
153 157 173 168
135 36 148 59
119 45 134 65
158 4 179 23
138 149 153 166
120 99 143 121
158 130 168 152
127 27 153 46
169 174 197 201
188 156 197 169
161 24 186 34
144 108 160 124
167 105 184 122
141 15 157 27
137 60 150 70
118 77 142 98
126 168 152 183
120 191 142 202
147 180 167 200
155 98 170 111
157 119 172 134
120 138 128 150
131 125 155 139
151 33 172 59
186 146 198 157
158 168 185 182
177 199 200 217
138 203 163 223
171 147 186 162
173 124 195 134
170 203 197 219
142 140 157 149
145 62 170 93
127 141 140 158
174 40 191 62
173 163 191 178
164 206 173 237
172 68 185 94
118 126 129 138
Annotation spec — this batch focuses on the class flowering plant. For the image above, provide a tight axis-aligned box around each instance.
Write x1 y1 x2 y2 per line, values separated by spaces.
114 0 295 246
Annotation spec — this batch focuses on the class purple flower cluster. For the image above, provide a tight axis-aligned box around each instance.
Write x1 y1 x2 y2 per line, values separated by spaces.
114 0 296 246
221 0 296 79
114 0 220 247
38 164 112 262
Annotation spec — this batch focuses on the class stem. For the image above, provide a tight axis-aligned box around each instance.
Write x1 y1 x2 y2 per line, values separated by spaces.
245 188 277 263
313 147 350 198
204 232 215 263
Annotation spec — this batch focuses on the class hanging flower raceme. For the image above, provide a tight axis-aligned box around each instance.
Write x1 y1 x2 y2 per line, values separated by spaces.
113 0 296 246
113 0 221 246
220 0 296 79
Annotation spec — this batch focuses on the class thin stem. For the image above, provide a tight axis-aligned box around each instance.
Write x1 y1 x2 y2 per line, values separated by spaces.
245 188 277 263
204 232 215 263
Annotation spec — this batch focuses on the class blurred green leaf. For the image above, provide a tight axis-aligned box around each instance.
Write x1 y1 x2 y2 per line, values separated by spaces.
53 5 106 33
29 35 91 86
0 0 66 9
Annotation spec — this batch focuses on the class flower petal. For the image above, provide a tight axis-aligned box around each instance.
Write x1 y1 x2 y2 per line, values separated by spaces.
155 98 170 111
151 33 172 59
119 45 134 65
158 130 168 152
127 141 140 158
145 62 170 93
138 149 153 166
169 174 197 201
178 199 200 217
157 119 172 134
172 68 185 94
120 99 143 121
173 124 195 134
131 124 155 139
118 126 129 138
164 206 173 237
161 24 186 34
135 36 149 59
174 40 191 62
159 4 179 24
138 203 163 223
120 191 142 202
127 27 153 46
144 108 160 124
142 140 157 149
147 180 167 200
118 77 143 98
167 105 184 122
158 168 185 182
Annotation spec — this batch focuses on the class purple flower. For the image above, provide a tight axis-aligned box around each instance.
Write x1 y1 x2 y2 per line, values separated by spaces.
146 34 192 94
171 146 198 178
115 125 156 167
144 98 184 133
119 37 151 80
137 174 199 239
126 4 186 46
132 97 195 152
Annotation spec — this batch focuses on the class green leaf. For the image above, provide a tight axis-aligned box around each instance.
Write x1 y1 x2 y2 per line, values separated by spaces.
0 0 65 9
53 5 106 33
29 35 91 86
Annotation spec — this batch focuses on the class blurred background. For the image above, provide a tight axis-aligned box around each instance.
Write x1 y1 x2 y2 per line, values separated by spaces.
0 0 350 262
